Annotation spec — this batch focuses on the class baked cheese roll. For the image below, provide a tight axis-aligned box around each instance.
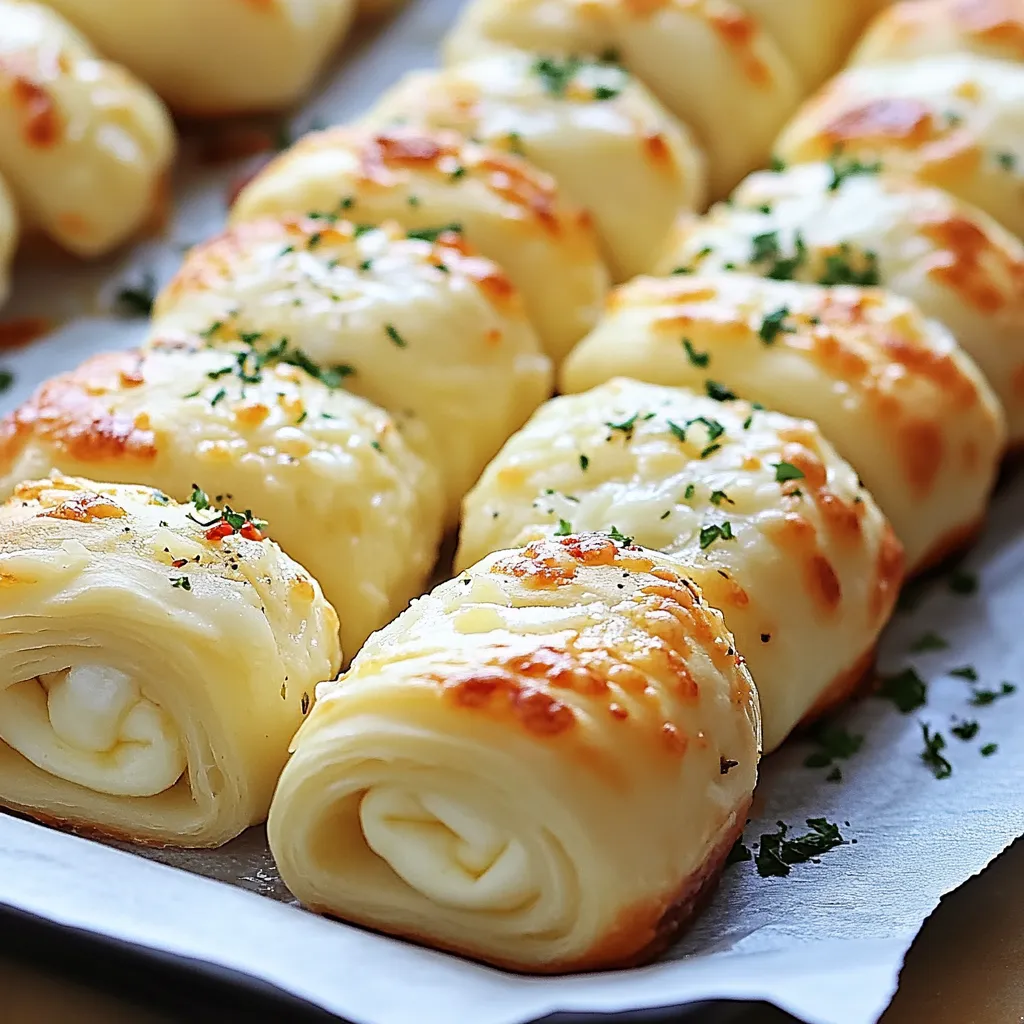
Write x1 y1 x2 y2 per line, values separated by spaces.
361 53 705 281
560 275 1005 571
0 173 17 309
458 382 902 752
231 126 611 364
852 0 1024 66
151 218 552 519
41 0 354 115
656 162 1024 443
774 55 1024 239
0 343 443 656
269 533 759 972
442 0 800 198
0 0 175 257
0 475 340 847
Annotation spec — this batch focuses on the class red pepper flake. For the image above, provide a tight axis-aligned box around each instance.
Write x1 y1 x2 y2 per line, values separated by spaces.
171 558 188 568
240 522 265 542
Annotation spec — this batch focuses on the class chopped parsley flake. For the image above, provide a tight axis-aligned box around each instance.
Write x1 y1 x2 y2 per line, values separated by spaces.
0 369 13 393
755 818 845 878
705 380 736 402
607 525 633 546
683 338 710 367
878 667 927 713
726 838 752 866
579 454 590 471
996 151 1017 172
759 306 792 345
817 245 880 287
774 461 805 484
951 719 979 741
606 412 639 438
949 665 978 682
981 743 998 757
554 518 573 536
970 682 1016 706
920 723 952 779
949 568 978 595
803 724 863 769
911 631 948 653
113 272 157 318
684 483 696 500
171 576 192 591
699 521 735 550
750 230 808 281
384 323 408 348
190 485 211 512
531 55 624 101
827 151 882 191
710 490 732 506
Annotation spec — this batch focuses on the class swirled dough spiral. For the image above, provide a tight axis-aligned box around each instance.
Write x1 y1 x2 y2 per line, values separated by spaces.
231 126 610 364
442 0 802 197
852 0 1024 66
40 0 354 115
458 379 903 750
150 217 552 520
361 52 705 281
268 533 759 971
0 475 340 846
655 162 1024 443
0 342 444 656
775 54 1024 238
560 274 1005 570
0 0 175 256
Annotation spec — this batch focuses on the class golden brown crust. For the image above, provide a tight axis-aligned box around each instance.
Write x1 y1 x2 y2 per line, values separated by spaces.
0 351 158 466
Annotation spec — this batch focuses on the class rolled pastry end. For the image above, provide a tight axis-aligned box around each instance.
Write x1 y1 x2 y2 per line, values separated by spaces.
269 533 759 972
0 475 341 847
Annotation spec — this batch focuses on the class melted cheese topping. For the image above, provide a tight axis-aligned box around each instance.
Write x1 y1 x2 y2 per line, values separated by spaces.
775 54 1024 239
458 379 903 750
561 273 1005 570
0 344 444 655
656 162 1024 443
269 534 758 971
362 52 705 280
231 125 611 364
41 0 354 115
0 0 175 256
443 0 805 198
0 474 341 845
151 218 551 519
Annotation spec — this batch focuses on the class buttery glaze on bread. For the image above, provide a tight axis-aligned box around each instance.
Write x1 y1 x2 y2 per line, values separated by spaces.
268 533 759 971
560 274 1006 571
0 475 340 847
775 54 1024 238
656 162 1024 443
458 380 903 751
231 126 610 363
361 51 705 281
0 343 444 656
0 0 175 256
41 0 354 115
151 218 553 520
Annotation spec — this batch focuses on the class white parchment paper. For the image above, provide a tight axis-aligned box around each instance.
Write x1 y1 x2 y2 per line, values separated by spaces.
0 1 1021 1021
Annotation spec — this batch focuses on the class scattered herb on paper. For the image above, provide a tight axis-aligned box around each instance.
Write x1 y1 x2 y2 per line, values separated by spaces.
920 724 952 780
